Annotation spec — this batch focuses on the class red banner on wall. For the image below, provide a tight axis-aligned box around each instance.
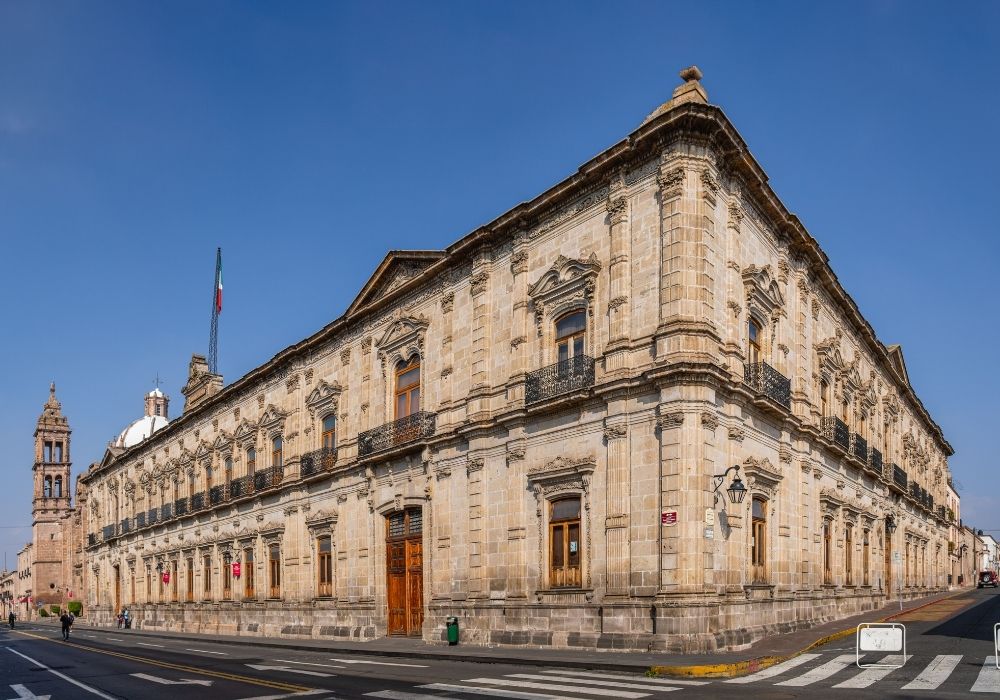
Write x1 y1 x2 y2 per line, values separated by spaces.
162 572 170 584
232 562 241 578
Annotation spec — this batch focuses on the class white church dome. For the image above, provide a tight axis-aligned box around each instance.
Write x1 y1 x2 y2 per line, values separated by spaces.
114 415 169 449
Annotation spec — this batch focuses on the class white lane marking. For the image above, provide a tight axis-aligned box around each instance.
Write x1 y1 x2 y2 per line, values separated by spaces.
186 649 228 655
274 659 347 669
833 655 909 688
419 683 579 700
508 673 681 692
234 691 327 700
972 656 1000 693
724 653 822 683
136 642 164 648
7 684 51 700
5 647 117 700
775 654 856 687
538 670 708 686
902 655 964 691
131 673 213 686
107 638 124 642
246 663 334 678
463 678 654 697
330 657 427 667
367 693 444 700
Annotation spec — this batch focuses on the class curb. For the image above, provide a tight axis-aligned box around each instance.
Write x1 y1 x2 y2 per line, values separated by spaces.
649 589 970 679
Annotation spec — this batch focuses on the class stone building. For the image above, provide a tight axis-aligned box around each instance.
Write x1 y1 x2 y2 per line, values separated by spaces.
80 67 956 652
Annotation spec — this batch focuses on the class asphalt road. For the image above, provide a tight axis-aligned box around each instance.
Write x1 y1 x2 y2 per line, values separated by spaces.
2 589 999 700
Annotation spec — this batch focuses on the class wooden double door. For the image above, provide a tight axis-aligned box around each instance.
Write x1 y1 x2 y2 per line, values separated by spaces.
386 508 423 636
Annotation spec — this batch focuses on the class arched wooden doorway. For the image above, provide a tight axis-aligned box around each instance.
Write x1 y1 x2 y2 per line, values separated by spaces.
386 507 423 636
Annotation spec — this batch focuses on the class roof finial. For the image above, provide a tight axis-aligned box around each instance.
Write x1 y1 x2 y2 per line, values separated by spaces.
679 65 703 83
50 381 55 397
641 64 709 126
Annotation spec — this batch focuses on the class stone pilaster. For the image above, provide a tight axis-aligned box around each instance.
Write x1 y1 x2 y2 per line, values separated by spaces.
606 178 632 372
603 416 630 594
467 455 485 596
509 239 530 399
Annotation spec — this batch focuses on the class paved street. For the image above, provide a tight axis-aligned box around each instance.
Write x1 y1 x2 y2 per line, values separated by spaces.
3 589 1000 700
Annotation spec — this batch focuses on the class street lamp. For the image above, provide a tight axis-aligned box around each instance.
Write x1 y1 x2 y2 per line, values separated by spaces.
886 515 897 535
713 465 748 506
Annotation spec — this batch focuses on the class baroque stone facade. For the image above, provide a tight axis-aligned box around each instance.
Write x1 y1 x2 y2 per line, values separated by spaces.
79 68 957 652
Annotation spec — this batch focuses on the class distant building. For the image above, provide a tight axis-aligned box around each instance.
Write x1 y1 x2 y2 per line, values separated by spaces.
79 67 958 652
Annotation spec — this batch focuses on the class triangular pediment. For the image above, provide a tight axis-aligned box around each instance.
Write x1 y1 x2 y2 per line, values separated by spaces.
100 446 124 469
347 250 446 316
742 264 785 318
528 253 602 300
886 344 910 387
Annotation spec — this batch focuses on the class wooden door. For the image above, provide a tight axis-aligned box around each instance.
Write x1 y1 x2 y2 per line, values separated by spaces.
114 566 121 613
386 509 424 636
885 536 892 594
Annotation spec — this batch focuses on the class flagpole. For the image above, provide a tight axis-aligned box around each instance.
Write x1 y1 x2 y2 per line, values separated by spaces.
208 248 221 375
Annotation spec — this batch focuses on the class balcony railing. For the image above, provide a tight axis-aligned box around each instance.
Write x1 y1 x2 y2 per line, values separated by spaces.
161 503 173 520
744 361 792 409
136 511 146 528
175 498 188 517
938 505 947 520
526 355 596 405
892 463 907 490
358 411 437 458
851 434 868 462
870 448 883 475
190 492 205 511
822 417 850 450
301 447 337 477
88 533 98 547
120 518 131 535
209 485 225 506
229 475 249 499
148 508 158 525
102 524 116 541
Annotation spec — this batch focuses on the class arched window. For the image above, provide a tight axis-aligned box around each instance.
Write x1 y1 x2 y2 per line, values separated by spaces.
555 311 586 365
54 476 63 498
271 436 282 468
321 414 337 451
43 476 52 498
549 497 582 588
246 447 256 474
859 413 867 440
751 497 767 583
748 318 761 365
820 380 829 417
395 358 421 420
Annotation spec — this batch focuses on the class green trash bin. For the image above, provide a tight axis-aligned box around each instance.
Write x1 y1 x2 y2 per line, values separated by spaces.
446 616 459 645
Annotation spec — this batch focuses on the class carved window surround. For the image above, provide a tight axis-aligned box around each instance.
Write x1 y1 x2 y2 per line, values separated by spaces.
258 405 289 439
375 314 430 422
742 456 783 500
527 456 595 590
742 264 784 360
527 254 601 366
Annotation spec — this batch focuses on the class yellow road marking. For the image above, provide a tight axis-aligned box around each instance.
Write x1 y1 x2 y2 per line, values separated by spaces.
12 630 313 693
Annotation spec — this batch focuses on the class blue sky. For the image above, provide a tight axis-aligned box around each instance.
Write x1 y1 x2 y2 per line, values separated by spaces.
1 1 997 566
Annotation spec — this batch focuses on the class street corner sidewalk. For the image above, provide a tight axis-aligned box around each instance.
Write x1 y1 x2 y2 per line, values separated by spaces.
649 588 970 679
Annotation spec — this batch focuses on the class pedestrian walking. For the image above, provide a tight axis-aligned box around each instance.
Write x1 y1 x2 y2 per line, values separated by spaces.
59 611 73 640
116 611 123 629
123 608 131 629
7 611 14 629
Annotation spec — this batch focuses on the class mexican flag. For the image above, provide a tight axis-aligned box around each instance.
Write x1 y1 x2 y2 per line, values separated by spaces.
215 248 223 313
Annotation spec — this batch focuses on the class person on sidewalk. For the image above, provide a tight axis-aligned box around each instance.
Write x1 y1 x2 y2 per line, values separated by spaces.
7 611 14 629
123 608 131 629
59 611 73 640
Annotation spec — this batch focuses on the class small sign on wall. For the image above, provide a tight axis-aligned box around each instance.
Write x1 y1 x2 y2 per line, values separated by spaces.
661 510 678 526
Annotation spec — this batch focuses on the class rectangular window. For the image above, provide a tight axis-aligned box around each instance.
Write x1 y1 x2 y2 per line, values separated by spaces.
845 527 853 586
203 555 212 597
223 557 232 600
751 497 767 584
54 442 63 463
186 558 194 602
146 566 151 600
243 548 255 600
863 530 870 587
317 535 333 597
171 561 178 602
269 544 281 599
823 522 832 584
548 497 582 588
44 442 52 463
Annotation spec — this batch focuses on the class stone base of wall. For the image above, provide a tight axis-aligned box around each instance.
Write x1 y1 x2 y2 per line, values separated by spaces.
82 586 943 653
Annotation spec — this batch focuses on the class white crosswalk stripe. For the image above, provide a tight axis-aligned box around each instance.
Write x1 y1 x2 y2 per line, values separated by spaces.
505 673 682 692
972 656 1000 693
901 654 963 691
832 655 909 688
724 653 821 683
459 678 659 697
537 670 708 686
775 654 856 686
418 684 581 700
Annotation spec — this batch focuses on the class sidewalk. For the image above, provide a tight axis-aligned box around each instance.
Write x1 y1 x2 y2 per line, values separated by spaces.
40 589 966 677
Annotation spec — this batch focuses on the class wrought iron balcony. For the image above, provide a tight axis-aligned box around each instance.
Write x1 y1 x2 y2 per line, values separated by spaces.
147 508 158 525
301 447 337 477
175 498 188 517
892 463 907 490
822 417 850 450
190 492 205 511
160 502 173 520
102 524 116 541
209 485 225 506
229 475 249 499
743 361 792 409
120 518 131 535
88 533 98 547
135 511 146 528
938 505 947 520
358 411 437 458
851 433 868 462
526 355 596 405
870 448 883 474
